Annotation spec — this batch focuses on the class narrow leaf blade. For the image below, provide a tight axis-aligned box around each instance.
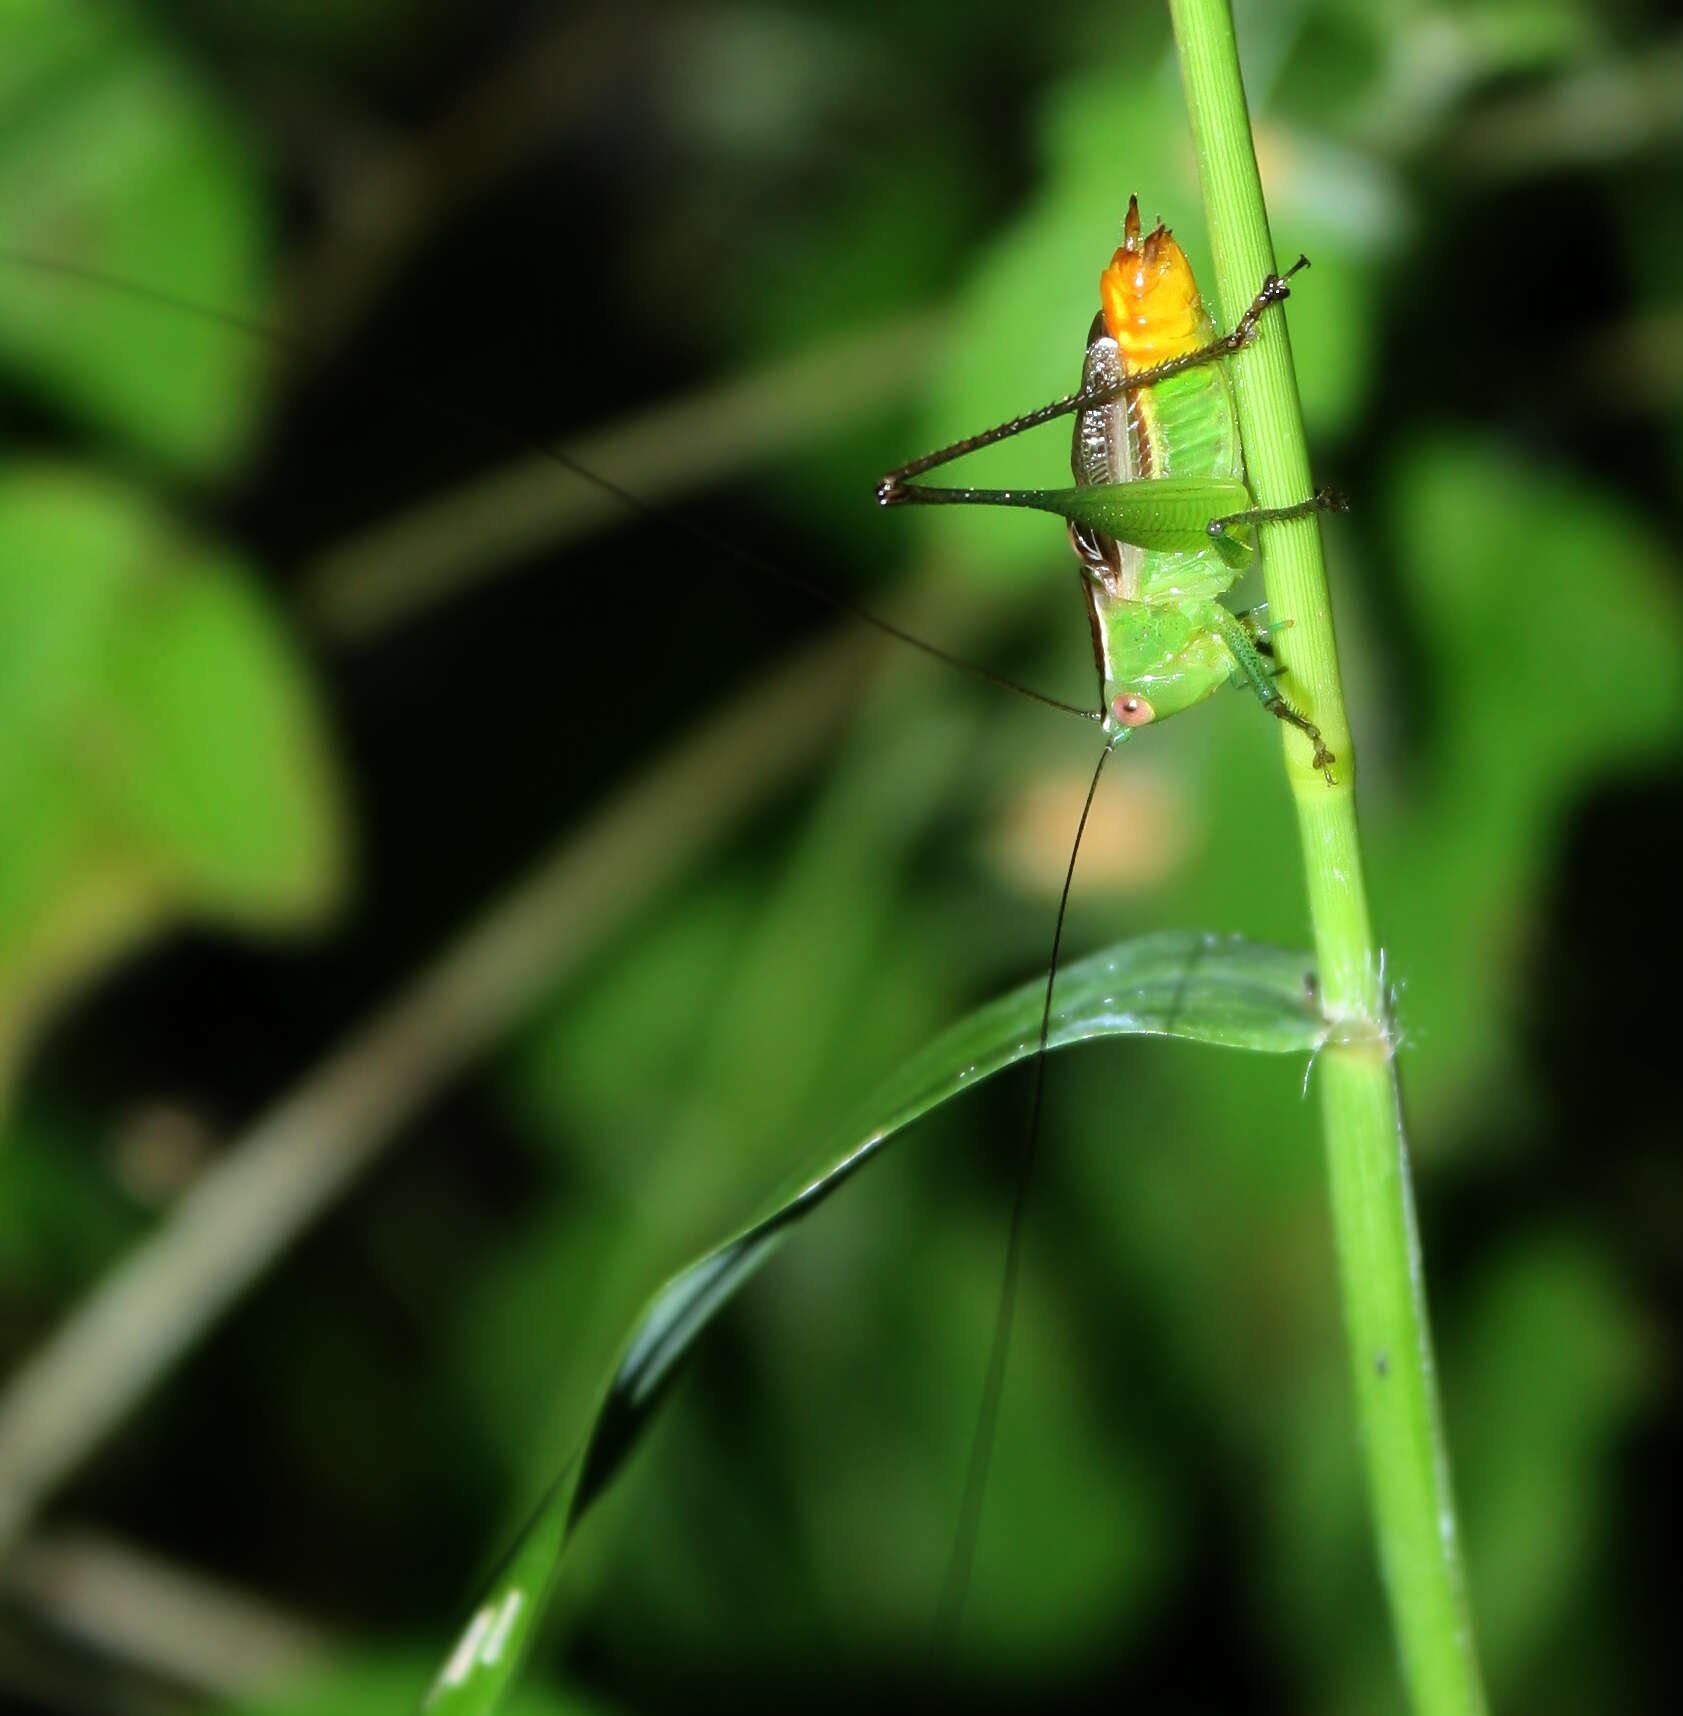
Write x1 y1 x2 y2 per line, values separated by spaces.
424 930 1321 1714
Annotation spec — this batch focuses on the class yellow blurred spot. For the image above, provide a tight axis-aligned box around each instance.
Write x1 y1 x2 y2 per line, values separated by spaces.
984 763 1199 897
112 1103 213 1204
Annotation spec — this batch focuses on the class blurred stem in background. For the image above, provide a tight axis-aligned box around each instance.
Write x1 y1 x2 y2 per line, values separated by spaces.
0 622 878 1552
1168 3 1488 1712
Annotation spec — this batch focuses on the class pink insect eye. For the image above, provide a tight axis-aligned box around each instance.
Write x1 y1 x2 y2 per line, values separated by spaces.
1112 693 1156 729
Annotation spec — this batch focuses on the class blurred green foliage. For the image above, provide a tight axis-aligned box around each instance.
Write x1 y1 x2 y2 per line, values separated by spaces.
0 467 346 1087
0 0 270 472
1 2 1679 1714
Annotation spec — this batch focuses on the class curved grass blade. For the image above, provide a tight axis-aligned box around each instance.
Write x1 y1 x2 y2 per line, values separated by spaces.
423 930 1323 1714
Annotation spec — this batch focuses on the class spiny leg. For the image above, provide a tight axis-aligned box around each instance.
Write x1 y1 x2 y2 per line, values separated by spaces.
1199 600 1336 784
878 259 1311 504
1206 484 1348 537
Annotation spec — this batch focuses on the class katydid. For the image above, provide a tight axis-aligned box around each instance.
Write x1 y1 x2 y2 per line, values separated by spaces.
879 193 1342 780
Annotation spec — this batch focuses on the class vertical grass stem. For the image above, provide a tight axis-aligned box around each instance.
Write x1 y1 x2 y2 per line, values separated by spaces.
1167 4 1489 1710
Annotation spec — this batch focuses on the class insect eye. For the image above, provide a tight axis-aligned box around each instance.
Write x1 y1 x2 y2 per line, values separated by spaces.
1112 693 1156 728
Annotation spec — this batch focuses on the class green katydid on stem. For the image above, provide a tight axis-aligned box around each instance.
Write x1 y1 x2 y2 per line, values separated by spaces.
880 194 1344 777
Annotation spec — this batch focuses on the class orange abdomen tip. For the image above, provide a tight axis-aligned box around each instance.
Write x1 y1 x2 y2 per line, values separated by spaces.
1099 195 1209 372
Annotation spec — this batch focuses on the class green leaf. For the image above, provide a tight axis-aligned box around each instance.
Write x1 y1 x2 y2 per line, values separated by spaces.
0 464 346 1085
423 931 1320 1715
1448 1235 1652 1698
0 0 269 475
1375 438 1683 1124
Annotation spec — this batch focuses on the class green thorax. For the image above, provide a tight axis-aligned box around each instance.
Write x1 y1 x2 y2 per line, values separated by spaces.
1098 599 1236 721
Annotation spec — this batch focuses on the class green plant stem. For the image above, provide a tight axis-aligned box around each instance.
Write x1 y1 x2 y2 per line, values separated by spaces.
1167 3 1488 1711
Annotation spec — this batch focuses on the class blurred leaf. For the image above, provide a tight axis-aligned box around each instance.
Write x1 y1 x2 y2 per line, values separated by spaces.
1448 1234 1652 1699
221 1 456 68
231 1645 619 1716
1338 0 1599 156
470 704 973 1485
1250 127 1403 438
0 464 346 1087
0 1110 144 1291
0 0 268 475
1376 438 1683 1128
427 930 1321 1715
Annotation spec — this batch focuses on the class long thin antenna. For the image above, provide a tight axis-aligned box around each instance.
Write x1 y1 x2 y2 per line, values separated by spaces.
0 249 1098 725
533 447 1099 723
932 736 1114 1659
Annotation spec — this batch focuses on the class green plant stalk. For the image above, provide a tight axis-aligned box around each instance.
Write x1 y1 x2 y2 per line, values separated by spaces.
1167 3 1488 1711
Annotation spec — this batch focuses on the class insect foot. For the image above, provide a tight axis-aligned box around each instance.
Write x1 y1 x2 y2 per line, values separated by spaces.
1234 256 1308 343
875 474 908 507
1271 701 1337 786
1256 275 1292 311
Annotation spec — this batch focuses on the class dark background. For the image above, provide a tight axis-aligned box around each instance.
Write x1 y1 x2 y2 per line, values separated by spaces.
2 2 1680 1712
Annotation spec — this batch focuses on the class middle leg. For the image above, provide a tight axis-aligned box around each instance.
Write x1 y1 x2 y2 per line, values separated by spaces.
1197 600 1336 784
1207 486 1349 537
